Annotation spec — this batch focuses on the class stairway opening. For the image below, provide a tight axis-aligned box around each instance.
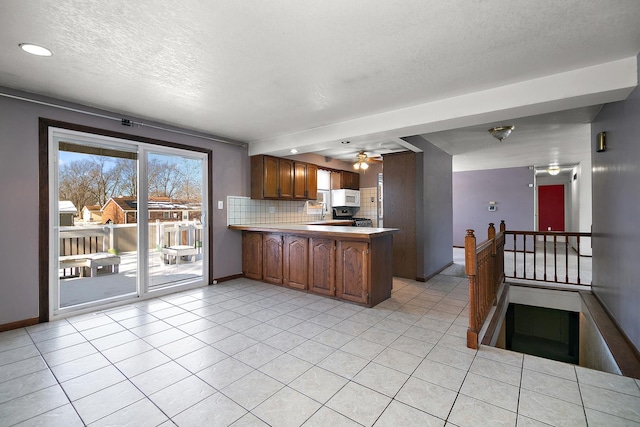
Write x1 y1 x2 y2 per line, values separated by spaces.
505 303 579 364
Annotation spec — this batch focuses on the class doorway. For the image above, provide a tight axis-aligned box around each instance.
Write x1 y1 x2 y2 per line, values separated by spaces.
538 184 565 232
47 124 210 318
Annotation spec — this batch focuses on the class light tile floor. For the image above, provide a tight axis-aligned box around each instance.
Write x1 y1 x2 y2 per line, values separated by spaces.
1 275 640 426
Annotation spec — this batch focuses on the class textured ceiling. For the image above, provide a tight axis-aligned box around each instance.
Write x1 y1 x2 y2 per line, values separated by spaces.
1 1 639 167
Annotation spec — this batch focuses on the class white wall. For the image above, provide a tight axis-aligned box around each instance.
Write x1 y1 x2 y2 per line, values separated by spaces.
570 161 593 255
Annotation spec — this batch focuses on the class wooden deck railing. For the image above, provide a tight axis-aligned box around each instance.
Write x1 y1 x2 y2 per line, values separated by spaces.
465 221 505 349
59 225 113 256
504 230 592 285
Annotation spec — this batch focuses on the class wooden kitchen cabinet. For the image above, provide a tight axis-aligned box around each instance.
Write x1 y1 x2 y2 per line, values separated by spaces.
293 162 318 200
331 170 360 190
336 240 369 305
234 225 395 307
263 233 284 284
251 155 294 199
308 237 336 296
283 235 308 289
242 232 263 280
306 163 318 200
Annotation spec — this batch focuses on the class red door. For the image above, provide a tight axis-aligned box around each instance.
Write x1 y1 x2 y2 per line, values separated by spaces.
538 185 564 231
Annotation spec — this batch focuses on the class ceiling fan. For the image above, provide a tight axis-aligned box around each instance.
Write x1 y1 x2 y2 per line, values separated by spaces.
353 150 382 170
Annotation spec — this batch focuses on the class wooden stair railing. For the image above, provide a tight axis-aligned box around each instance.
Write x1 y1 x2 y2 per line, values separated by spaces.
504 230 591 285
466 221 506 349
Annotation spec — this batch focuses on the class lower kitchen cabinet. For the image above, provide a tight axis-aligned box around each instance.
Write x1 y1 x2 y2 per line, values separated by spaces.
242 232 263 281
336 240 369 305
263 233 284 285
283 235 308 289
309 238 336 296
238 228 394 307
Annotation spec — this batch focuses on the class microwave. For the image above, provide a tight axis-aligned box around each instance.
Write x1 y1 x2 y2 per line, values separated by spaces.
331 189 360 207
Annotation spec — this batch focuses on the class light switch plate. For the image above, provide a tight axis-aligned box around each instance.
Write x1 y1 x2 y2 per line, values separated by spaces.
217 201 223 209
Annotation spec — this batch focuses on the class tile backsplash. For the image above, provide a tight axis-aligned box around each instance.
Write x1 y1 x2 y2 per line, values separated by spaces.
358 187 379 227
227 187 379 226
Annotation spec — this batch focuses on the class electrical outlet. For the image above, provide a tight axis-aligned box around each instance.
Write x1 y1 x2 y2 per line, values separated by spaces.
269 206 275 214
217 200 223 209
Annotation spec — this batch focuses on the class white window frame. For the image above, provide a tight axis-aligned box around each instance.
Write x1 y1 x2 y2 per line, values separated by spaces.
49 127 209 319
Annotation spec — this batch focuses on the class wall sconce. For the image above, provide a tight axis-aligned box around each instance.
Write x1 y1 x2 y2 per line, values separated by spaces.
596 131 606 152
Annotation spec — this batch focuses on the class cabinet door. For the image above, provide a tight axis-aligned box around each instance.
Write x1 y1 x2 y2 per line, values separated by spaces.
293 162 307 200
351 171 360 189
283 235 308 289
263 233 283 284
330 171 341 190
262 156 280 198
306 164 318 200
278 159 294 199
336 240 369 304
309 238 335 296
343 171 360 190
242 232 263 280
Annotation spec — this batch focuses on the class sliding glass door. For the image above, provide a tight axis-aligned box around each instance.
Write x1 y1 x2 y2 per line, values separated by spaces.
146 151 206 291
50 128 208 316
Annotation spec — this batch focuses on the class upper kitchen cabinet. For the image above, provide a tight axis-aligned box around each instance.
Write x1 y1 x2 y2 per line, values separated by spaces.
331 170 360 190
251 155 295 199
294 162 318 200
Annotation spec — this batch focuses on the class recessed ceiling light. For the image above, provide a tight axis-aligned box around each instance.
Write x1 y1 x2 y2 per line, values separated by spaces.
19 43 52 57
290 148 298 154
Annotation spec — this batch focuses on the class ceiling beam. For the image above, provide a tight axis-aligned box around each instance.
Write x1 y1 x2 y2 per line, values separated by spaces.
248 57 637 157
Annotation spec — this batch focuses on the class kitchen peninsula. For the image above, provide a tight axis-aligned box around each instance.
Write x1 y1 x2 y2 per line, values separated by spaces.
228 224 398 307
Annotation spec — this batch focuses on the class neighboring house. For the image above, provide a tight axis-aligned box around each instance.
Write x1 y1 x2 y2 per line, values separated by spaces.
101 197 136 224
101 197 202 224
58 200 77 226
80 205 103 223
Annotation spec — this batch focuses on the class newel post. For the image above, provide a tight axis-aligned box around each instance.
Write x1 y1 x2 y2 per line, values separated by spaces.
465 230 479 349
500 220 506 233
465 230 477 276
488 223 498 304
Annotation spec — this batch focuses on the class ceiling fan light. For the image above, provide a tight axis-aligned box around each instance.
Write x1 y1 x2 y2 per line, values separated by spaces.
353 162 360 170
360 162 369 170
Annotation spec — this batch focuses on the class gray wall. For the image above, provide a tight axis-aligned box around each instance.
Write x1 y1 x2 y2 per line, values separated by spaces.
0 87 248 325
358 162 382 188
285 153 353 171
452 167 535 247
591 53 640 351
404 136 453 278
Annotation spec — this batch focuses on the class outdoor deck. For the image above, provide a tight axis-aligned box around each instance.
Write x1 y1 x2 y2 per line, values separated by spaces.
59 250 204 308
